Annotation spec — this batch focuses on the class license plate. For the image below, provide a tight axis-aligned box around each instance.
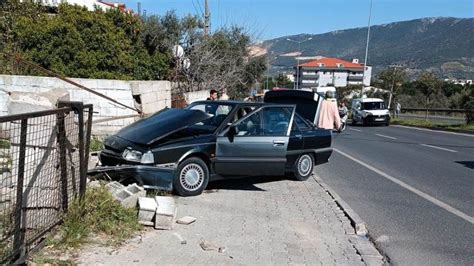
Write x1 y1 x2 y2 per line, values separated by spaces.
375 118 384 121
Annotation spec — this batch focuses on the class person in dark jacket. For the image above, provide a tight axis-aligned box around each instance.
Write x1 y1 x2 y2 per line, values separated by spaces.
207 89 218 101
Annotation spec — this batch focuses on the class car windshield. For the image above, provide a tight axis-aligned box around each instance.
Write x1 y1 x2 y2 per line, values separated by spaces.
363 102 386 110
185 102 234 133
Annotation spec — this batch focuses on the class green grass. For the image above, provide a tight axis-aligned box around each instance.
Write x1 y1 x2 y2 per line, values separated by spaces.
0 210 14 261
89 137 104 152
48 185 141 249
391 119 474 133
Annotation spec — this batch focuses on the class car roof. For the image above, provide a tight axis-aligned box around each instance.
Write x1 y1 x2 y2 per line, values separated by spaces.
353 98 384 102
191 100 272 106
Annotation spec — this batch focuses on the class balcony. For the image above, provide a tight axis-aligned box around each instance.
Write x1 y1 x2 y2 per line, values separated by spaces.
348 74 364 81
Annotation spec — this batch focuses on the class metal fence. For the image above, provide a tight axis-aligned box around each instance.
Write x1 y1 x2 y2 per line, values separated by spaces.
0 102 92 264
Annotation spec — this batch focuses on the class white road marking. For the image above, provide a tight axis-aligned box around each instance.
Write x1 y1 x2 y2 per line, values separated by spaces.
349 128 363 132
392 125 474 138
420 144 457 153
375 134 397 140
334 148 474 225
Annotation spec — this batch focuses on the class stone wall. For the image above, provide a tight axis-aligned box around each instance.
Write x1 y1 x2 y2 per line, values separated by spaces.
184 90 210 103
0 75 172 135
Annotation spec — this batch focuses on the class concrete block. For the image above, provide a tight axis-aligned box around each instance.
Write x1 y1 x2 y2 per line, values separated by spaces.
105 181 125 195
126 183 146 198
138 197 157 226
114 189 137 209
155 196 177 230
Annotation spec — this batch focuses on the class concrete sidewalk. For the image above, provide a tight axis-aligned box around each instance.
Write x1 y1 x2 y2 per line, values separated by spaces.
78 175 383 265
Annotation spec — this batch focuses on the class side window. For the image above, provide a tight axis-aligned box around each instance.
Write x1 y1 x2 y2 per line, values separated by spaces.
234 107 293 136
235 111 261 136
293 115 311 131
232 106 256 124
262 107 292 136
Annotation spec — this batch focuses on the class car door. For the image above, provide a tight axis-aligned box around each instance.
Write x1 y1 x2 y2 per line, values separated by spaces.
215 105 296 176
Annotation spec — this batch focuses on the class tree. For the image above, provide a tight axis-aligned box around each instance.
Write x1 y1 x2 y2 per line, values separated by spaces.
274 74 293 88
415 72 442 120
376 67 407 114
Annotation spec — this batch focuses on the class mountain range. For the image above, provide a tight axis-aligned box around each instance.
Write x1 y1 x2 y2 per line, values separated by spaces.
257 17 474 79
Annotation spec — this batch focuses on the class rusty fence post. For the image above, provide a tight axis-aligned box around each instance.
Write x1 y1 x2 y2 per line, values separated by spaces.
13 118 28 260
82 105 93 199
56 111 68 210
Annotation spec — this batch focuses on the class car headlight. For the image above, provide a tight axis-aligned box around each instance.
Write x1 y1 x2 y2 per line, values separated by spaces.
363 112 372 118
140 151 154 164
122 149 142 162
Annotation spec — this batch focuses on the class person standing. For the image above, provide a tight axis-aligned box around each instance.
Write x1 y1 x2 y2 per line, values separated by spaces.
207 89 218 101
318 91 341 130
219 88 229 100
395 102 401 118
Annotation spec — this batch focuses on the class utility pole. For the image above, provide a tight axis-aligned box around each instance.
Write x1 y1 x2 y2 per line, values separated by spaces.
204 0 210 36
360 0 373 97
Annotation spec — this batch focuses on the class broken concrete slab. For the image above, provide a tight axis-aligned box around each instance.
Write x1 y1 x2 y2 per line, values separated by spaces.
105 182 145 209
105 181 124 195
126 183 146 198
176 216 196 225
154 196 176 230
138 197 157 226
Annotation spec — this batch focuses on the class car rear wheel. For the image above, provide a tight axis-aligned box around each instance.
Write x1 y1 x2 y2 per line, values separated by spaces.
293 153 314 181
173 157 209 196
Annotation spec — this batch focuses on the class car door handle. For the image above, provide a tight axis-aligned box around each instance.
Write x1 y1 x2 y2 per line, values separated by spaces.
273 140 285 146
295 134 302 139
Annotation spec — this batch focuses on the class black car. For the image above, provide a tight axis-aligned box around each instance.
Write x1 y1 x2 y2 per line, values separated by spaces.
96 99 332 196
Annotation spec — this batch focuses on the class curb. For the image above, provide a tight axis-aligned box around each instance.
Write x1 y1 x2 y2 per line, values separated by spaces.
313 175 387 266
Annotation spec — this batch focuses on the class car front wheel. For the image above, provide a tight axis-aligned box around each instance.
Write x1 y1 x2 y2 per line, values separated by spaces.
293 153 314 181
173 157 209 196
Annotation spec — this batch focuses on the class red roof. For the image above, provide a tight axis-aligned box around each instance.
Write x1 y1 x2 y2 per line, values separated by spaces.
99 1 127 11
299 57 364 69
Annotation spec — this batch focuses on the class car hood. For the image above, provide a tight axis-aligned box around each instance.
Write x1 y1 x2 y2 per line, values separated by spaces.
115 108 212 145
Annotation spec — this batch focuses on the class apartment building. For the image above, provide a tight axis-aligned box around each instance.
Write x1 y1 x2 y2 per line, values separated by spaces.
295 57 372 89
32 0 127 12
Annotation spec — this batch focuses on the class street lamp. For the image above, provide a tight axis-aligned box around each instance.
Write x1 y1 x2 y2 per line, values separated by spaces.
286 37 312 90
360 0 373 97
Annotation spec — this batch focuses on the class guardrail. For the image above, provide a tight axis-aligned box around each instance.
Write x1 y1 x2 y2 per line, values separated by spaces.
390 108 471 125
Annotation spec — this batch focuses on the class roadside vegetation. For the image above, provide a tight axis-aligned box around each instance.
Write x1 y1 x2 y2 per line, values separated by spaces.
31 185 141 263
0 1 266 98
89 137 104 153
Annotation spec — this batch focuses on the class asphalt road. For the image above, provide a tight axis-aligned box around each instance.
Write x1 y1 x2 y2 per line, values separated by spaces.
317 125 474 265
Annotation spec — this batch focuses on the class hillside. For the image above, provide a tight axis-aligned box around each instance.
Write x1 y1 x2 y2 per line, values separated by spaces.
262 17 474 79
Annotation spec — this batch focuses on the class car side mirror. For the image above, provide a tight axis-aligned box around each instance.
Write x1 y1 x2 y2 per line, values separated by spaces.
227 125 239 142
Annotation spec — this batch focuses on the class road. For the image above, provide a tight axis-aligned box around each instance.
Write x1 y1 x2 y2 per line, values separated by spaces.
317 125 474 265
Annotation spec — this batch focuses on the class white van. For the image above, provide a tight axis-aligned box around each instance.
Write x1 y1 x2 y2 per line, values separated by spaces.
351 98 390 126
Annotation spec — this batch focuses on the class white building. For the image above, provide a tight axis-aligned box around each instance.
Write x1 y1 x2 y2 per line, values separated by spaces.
32 0 127 12
295 57 372 89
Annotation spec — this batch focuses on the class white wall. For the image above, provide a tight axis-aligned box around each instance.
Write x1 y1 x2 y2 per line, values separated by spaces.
184 90 210 104
334 72 348 87
0 75 171 136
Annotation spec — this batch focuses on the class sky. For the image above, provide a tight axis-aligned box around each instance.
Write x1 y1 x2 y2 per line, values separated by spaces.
121 0 474 40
